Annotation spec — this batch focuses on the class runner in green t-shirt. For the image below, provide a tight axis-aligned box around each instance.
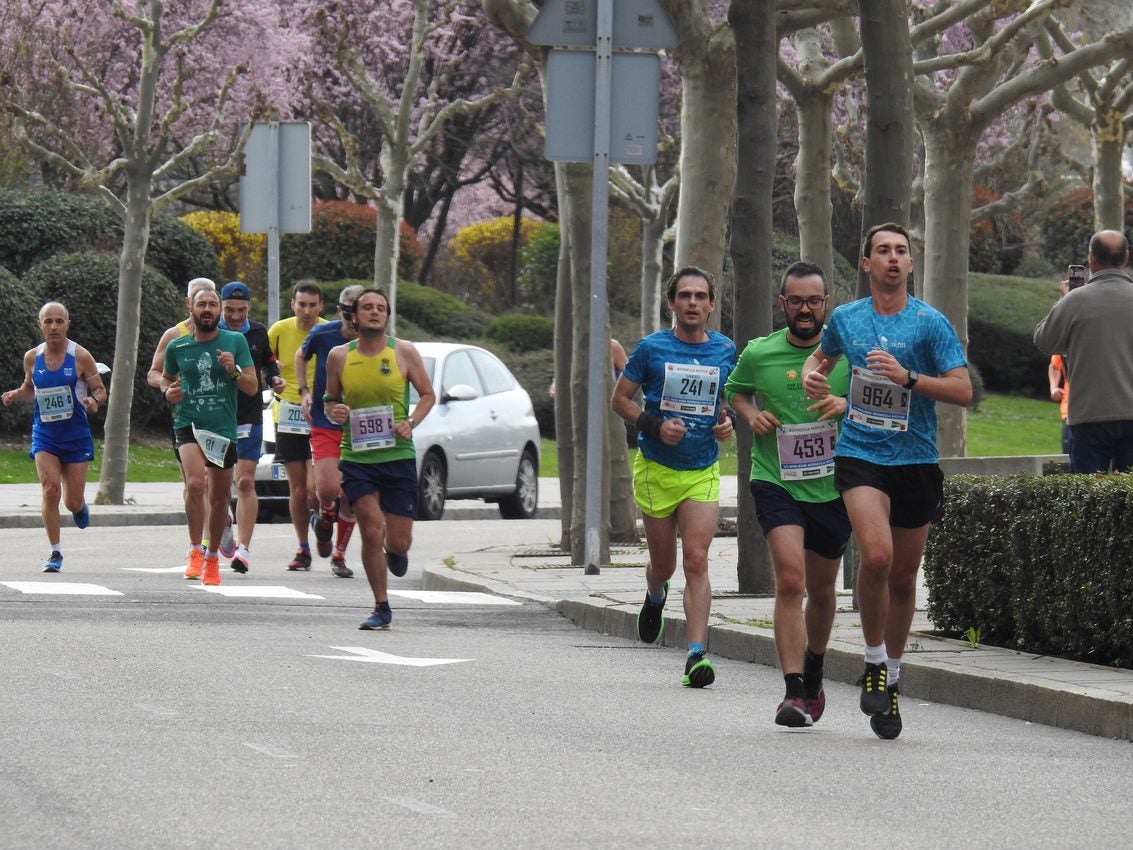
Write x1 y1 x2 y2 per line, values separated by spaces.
161 286 256 587
724 261 850 729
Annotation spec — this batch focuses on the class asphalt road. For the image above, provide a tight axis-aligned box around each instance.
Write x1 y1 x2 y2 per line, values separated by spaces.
2 523 1131 848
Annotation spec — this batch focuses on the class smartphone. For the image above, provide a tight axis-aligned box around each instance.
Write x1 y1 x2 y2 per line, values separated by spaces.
1068 265 1087 289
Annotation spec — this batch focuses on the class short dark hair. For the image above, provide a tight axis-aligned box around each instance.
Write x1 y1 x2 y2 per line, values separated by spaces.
292 280 323 301
354 287 391 314
780 261 828 296
666 265 715 302
1089 230 1130 268
862 222 911 258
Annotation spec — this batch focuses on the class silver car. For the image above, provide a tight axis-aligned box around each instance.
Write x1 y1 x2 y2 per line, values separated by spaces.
250 342 540 521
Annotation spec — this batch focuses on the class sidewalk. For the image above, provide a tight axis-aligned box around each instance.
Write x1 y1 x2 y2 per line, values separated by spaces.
3 478 1131 740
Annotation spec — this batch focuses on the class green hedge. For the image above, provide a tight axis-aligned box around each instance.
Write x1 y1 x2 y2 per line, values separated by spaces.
484 313 554 353
924 474 1133 668
0 267 42 433
22 251 183 430
967 273 1058 397
0 189 219 287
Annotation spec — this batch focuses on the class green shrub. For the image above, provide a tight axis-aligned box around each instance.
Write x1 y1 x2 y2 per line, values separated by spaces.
925 474 1133 668
22 251 183 430
1039 187 1133 270
0 189 118 275
281 201 422 288
967 272 1056 396
501 347 554 437
397 280 490 339
146 214 221 290
516 221 559 314
484 314 554 353
0 266 42 434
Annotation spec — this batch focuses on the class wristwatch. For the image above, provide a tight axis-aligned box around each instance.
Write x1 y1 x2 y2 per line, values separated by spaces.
903 369 920 390
408 417 417 430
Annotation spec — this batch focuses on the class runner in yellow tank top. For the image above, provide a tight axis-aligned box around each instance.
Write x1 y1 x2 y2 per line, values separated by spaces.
324 288 435 630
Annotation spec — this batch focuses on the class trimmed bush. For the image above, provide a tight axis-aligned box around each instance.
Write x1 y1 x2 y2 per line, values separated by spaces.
281 201 422 289
397 280 490 339
484 314 554 353
967 272 1057 397
925 474 1133 668
0 190 219 289
146 214 221 291
0 189 118 275
23 251 183 429
0 266 42 434
502 347 554 437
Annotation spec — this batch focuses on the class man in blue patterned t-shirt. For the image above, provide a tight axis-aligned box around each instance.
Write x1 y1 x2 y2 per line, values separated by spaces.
612 266 736 690
802 223 971 739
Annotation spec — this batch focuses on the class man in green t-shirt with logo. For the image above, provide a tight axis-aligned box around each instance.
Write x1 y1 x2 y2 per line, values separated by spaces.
725 261 850 728
162 286 257 587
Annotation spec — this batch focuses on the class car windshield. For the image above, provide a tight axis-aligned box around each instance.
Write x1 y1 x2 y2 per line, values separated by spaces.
409 356 436 403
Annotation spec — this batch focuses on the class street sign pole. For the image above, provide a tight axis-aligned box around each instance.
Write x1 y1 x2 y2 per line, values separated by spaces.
266 123 281 328
583 0 614 575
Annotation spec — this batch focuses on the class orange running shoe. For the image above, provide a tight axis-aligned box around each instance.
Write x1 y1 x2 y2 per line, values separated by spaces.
202 555 221 586
184 548 204 580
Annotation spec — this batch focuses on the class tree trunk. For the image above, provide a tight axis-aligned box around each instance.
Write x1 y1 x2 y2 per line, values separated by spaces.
563 162 611 565
554 162 575 551
728 0 776 595
607 369 637 543
666 4 737 297
1092 109 1127 230
857 0 914 297
96 176 152 504
793 90 836 279
640 213 666 338
374 146 408 335
920 122 975 458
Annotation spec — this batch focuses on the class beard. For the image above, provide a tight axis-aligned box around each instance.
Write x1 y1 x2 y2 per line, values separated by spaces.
195 313 218 333
788 315 822 341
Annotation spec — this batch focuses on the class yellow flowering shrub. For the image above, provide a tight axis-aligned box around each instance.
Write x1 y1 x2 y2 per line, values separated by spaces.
181 210 267 294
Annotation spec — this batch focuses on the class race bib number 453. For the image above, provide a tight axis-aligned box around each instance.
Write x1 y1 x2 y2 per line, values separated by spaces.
660 363 720 416
776 421 837 480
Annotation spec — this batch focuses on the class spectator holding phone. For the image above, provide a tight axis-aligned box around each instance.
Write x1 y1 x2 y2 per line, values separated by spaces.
1035 230 1133 473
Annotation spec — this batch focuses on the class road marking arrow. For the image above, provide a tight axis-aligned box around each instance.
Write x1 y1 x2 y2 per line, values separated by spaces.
389 590 520 606
308 646 471 666
0 581 123 596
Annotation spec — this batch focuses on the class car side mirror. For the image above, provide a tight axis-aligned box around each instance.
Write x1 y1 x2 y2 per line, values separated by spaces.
442 383 480 403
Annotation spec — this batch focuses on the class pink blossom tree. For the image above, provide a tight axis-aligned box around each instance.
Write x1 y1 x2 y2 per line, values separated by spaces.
0 0 306 502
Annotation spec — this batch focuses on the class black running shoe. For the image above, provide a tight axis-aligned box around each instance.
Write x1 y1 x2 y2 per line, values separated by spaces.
775 696 814 728
310 513 333 558
636 579 669 644
870 684 902 740
386 550 408 578
858 662 889 715
682 650 715 688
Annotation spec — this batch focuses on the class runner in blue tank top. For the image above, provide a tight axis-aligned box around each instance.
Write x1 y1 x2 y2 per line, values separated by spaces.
613 266 736 689
802 223 972 740
3 302 106 572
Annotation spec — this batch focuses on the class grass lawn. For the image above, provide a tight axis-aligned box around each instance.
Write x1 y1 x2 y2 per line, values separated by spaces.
0 393 1064 485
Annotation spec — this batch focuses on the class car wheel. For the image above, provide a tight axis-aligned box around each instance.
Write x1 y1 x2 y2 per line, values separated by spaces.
498 448 538 519
417 451 446 521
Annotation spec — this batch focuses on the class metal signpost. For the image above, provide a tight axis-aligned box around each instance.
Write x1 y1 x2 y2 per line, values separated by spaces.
529 0 677 574
239 121 312 327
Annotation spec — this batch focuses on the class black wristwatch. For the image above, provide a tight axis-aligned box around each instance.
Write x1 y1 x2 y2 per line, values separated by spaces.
903 369 920 390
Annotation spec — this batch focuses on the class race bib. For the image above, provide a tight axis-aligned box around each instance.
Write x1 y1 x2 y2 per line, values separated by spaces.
276 400 311 435
349 405 395 451
776 420 837 480
660 363 719 416
36 385 74 422
192 424 232 467
236 423 252 441
847 366 909 431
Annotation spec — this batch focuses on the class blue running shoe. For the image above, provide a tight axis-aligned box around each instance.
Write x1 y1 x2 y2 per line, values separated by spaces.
41 552 63 573
72 504 90 529
359 603 392 630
